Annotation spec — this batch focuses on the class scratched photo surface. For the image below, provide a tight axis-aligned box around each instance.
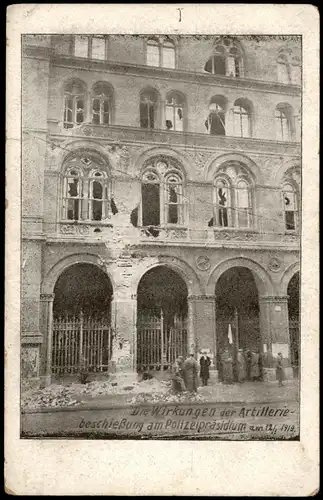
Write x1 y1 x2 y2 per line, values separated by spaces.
21 34 301 440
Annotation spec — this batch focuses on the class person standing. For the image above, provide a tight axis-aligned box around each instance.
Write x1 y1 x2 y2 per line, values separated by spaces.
276 352 285 386
250 350 260 381
183 353 199 392
199 353 211 386
236 349 247 383
171 356 186 392
221 347 234 384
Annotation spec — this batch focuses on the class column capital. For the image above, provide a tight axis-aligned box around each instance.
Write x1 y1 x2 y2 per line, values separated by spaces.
188 294 216 302
259 295 289 304
40 293 55 302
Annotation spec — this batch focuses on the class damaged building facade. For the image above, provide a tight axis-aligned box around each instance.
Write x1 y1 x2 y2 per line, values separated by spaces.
22 35 301 389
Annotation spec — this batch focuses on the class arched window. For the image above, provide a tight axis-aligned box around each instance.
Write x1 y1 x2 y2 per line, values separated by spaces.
277 47 301 85
165 172 184 224
146 37 176 69
140 89 158 129
207 96 227 135
232 99 252 138
88 170 109 221
213 178 232 227
212 163 254 229
275 104 294 141
140 158 185 228
141 170 161 227
63 80 86 129
74 35 107 60
64 167 83 220
62 154 110 222
92 82 113 125
282 182 298 231
165 92 184 131
204 38 243 78
236 179 252 228
147 38 160 67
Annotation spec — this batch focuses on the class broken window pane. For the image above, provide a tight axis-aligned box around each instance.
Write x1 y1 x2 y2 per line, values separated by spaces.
142 183 160 226
285 211 295 231
276 109 290 141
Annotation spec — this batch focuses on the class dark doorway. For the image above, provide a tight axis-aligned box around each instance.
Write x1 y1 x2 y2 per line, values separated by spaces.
288 271 300 376
137 266 188 374
215 267 260 381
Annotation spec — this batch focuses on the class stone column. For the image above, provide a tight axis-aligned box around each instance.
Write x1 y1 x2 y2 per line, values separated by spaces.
188 295 218 382
259 295 293 381
110 292 138 383
39 293 55 387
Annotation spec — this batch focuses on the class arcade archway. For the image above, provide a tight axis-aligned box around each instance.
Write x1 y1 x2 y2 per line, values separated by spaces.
52 263 113 376
136 266 188 373
288 271 300 375
215 266 260 381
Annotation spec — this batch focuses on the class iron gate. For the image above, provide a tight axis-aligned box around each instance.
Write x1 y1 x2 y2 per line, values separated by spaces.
137 310 187 371
52 310 112 375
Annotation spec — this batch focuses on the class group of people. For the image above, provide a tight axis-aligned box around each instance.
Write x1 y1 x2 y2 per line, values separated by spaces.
171 353 211 393
219 346 285 386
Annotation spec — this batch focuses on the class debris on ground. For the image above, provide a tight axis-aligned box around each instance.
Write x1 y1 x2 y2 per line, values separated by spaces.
21 378 172 408
128 390 207 405
21 385 80 410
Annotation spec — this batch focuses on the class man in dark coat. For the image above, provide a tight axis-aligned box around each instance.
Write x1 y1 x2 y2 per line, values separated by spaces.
183 353 199 392
199 354 211 386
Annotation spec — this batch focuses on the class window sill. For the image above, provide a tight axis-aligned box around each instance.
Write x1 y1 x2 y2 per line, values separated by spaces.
61 220 113 227
211 226 256 232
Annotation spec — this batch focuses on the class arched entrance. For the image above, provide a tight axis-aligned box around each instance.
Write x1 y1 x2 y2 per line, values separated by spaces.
215 267 260 381
288 271 300 376
136 266 188 374
52 263 113 376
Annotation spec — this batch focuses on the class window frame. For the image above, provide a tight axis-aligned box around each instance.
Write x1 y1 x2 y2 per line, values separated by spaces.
282 182 298 232
73 35 108 60
204 39 244 78
63 80 86 129
165 92 185 132
62 164 111 223
146 37 177 69
91 83 113 125
139 161 186 228
212 169 254 230
232 104 251 138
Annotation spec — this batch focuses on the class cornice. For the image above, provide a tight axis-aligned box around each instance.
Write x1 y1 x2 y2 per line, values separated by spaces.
37 51 303 97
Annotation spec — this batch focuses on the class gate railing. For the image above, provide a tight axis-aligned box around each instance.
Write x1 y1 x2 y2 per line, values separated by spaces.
137 310 187 371
52 310 112 375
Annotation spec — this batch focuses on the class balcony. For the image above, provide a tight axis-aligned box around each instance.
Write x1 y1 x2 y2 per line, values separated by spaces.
50 221 299 250
48 121 301 156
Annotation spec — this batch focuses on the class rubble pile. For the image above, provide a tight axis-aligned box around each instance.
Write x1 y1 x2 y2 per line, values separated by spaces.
128 390 207 405
21 385 79 410
21 378 172 409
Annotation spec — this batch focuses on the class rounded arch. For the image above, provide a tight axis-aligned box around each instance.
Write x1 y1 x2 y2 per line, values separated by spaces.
205 152 262 184
55 139 112 173
140 85 161 102
273 159 301 185
209 94 228 111
206 257 274 296
133 145 194 182
61 77 87 95
280 261 300 295
132 257 204 297
42 253 115 295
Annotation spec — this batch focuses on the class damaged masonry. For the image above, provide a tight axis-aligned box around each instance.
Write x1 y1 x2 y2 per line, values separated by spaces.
21 34 300 403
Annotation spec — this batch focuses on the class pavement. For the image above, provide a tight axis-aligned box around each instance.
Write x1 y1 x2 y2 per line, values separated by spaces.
73 379 299 409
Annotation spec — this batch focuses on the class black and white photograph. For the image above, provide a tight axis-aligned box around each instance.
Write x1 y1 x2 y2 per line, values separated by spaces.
20 31 302 440
5 4 319 496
